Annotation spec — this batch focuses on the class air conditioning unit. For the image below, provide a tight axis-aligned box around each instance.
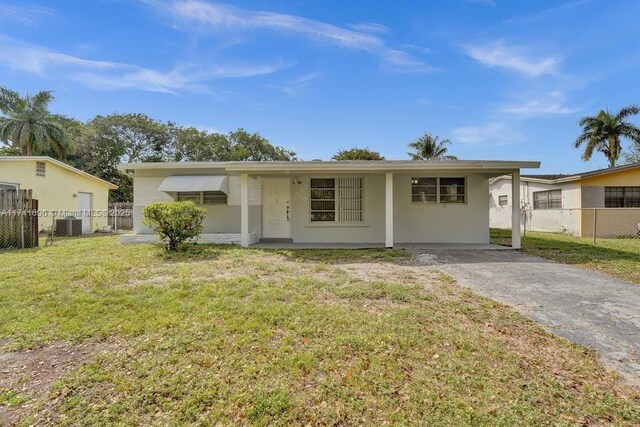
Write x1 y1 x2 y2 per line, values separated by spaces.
54 218 83 236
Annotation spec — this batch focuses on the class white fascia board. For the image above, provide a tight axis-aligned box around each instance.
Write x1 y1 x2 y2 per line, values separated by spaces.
120 160 541 173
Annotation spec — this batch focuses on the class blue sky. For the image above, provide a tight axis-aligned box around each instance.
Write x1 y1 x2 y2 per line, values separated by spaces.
1 0 639 173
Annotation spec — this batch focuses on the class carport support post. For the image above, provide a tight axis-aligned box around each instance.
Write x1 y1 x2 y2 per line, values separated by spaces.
385 172 394 248
512 170 521 249
240 173 249 248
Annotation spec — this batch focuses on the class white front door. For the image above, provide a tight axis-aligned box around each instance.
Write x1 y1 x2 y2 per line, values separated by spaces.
77 192 92 233
262 178 291 239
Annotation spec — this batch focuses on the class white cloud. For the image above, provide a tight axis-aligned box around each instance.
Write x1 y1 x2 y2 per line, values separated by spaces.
452 122 522 145
505 0 593 24
402 44 431 55
144 0 436 73
415 97 433 106
348 22 390 34
462 39 560 77
0 35 288 94
500 91 583 117
266 72 322 95
186 124 224 134
0 4 57 26
467 0 496 6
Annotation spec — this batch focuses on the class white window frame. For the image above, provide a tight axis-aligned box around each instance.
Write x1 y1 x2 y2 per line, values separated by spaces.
533 189 562 210
309 177 364 223
174 191 227 205
411 177 467 204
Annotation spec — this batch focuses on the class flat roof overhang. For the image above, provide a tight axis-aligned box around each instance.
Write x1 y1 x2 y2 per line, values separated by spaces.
120 160 540 175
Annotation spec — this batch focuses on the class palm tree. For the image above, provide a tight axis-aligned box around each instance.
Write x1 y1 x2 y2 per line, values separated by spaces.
574 105 640 168
0 87 69 157
407 132 457 160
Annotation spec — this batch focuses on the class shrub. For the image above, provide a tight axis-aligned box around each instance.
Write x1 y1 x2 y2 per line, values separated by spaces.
142 201 206 251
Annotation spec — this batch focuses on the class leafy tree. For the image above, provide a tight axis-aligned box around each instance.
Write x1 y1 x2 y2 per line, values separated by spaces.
172 126 229 162
622 145 640 165
407 132 457 160
332 147 385 160
66 113 174 202
0 87 71 156
88 113 173 163
574 106 640 168
224 129 296 161
172 127 296 162
0 145 20 156
142 201 206 251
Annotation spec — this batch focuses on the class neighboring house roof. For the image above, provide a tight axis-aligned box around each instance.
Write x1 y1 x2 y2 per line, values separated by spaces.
120 159 540 173
494 162 640 184
0 156 118 189
521 174 573 180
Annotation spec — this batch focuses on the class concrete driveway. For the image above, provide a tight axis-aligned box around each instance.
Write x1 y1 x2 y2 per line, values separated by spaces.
412 249 640 384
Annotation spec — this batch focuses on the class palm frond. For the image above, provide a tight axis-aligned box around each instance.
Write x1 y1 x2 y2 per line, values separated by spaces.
615 104 640 121
0 86 22 115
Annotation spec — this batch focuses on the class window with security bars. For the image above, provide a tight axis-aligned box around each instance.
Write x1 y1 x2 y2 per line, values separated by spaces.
310 177 363 222
175 191 227 205
605 186 640 207
411 177 466 204
533 189 562 209
440 177 465 203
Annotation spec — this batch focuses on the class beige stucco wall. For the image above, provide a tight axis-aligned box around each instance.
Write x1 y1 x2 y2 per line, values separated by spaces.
289 174 385 243
0 159 112 232
132 170 493 244
393 173 490 244
289 172 491 244
131 169 262 236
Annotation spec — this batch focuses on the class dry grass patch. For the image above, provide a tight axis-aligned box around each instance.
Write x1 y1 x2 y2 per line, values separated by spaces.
0 236 638 425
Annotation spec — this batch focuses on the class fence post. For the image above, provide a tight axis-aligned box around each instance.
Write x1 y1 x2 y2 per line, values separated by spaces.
592 208 597 244
20 213 25 249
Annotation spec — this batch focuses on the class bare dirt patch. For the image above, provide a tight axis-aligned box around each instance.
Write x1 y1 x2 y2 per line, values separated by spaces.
0 341 113 426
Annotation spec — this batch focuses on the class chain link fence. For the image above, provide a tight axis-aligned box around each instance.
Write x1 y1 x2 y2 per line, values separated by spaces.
520 208 640 242
0 211 39 249
1 189 134 250
523 208 640 240
0 189 39 250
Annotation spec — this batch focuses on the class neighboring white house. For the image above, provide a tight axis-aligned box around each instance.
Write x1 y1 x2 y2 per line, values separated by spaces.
120 159 538 248
490 163 640 237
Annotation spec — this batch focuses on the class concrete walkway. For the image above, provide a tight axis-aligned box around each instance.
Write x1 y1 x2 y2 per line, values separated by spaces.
411 249 640 384
250 242 509 250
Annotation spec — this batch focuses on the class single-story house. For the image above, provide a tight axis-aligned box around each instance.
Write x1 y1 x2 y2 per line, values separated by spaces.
121 159 539 248
490 163 640 237
0 156 118 233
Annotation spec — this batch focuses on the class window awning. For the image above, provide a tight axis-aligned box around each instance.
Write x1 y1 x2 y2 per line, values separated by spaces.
158 175 229 194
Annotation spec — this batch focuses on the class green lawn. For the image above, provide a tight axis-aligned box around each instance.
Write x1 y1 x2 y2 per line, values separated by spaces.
1 236 639 425
491 228 640 284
